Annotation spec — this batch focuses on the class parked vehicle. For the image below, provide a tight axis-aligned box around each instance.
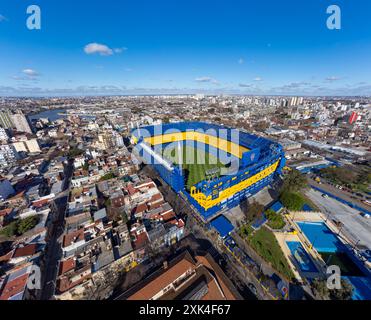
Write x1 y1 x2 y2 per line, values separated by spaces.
248 283 258 296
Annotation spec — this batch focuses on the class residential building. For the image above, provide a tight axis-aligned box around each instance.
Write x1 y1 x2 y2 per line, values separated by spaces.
0 111 14 130
0 128 9 142
0 179 15 201
119 250 242 300
11 112 33 134
0 144 19 168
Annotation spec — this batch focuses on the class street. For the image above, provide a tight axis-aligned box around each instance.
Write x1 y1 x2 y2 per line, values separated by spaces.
307 178 370 213
40 159 74 300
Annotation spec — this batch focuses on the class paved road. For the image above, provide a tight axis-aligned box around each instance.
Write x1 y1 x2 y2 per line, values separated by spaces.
40 159 74 300
306 188 371 250
308 178 370 213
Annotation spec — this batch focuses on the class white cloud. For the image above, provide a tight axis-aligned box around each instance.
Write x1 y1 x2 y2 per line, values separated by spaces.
239 83 252 88
0 14 7 22
325 76 341 82
84 43 114 56
12 69 40 81
195 77 212 82
114 47 127 54
195 76 219 84
12 76 29 81
253 77 262 81
22 69 39 77
238 58 244 64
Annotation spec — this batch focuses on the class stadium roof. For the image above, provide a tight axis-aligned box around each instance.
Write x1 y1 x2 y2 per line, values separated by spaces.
270 201 284 213
210 215 234 238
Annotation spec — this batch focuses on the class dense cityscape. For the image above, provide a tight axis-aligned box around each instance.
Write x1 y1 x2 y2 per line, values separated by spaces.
1 0 371 312
0 95 370 301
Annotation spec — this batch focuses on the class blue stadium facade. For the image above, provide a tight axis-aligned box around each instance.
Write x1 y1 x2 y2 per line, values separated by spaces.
131 122 286 221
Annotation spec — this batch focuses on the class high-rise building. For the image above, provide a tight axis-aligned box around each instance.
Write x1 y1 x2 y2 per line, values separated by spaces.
349 111 359 125
0 144 19 169
289 97 303 107
11 112 33 134
0 111 14 129
113 131 124 147
97 131 124 149
0 128 9 142
289 97 297 106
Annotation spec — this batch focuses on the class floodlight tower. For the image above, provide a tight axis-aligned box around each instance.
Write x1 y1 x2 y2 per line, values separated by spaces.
177 140 183 174
136 121 141 138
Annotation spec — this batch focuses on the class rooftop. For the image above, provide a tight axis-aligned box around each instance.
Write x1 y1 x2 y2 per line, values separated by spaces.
118 250 241 301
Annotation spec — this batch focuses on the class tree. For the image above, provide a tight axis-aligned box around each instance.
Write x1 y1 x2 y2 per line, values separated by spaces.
17 216 40 235
121 212 129 224
266 209 285 230
99 172 116 181
241 200 264 223
0 221 18 237
312 278 354 300
320 167 351 185
1 216 40 238
82 161 89 171
254 121 269 132
280 191 305 211
312 279 330 299
68 147 84 158
282 169 308 193
330 279 354 300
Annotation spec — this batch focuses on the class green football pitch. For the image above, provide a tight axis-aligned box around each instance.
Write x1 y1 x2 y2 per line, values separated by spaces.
162 145 226 190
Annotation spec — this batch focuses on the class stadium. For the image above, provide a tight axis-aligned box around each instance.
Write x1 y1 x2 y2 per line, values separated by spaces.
131 122 286 221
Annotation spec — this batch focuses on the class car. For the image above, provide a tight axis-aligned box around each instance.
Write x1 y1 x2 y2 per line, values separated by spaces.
248 283 258 296
361 212 370 219
322 194 329 198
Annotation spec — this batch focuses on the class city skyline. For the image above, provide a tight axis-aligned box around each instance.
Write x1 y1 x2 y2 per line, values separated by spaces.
0 0 371 96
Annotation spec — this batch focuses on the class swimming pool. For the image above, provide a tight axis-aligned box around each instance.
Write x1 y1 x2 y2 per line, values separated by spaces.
343 276 371 300
286 241 318 273
302 204 313 212
297 221 344 253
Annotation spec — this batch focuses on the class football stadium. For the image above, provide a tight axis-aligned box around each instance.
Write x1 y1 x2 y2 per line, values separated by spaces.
131 122 286 221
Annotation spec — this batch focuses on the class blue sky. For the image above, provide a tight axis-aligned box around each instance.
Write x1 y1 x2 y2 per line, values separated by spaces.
0 0 371 96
